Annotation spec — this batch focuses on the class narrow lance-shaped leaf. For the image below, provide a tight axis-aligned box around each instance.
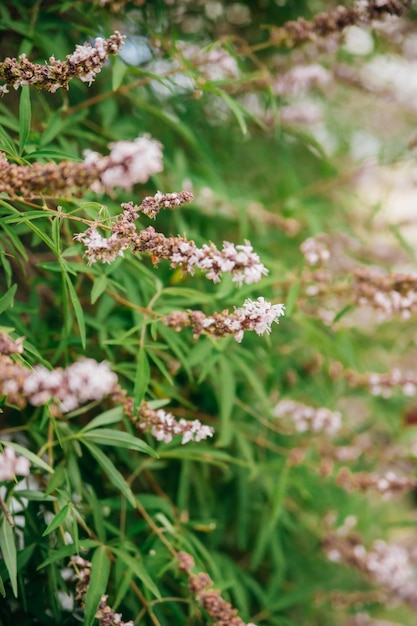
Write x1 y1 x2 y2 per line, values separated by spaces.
0 440 53 474
0 123 18 156
0 517 17 597
216 355 236 448
42 504 70 537
82 407 124 432
84 546 111 626
110 547 161 599
18 86 31 154
133 346 150 414
83 442 136 507
0 284 17 315
81 428 157 457
62 269 86 349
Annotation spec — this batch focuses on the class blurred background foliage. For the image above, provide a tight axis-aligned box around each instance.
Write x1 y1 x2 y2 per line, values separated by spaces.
1 1 417 625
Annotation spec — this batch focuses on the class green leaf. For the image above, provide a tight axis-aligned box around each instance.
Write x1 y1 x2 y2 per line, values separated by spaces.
160 287 214 305
0 284 17 315
112 56 127 91
39 110 86 146
160 446 243 469
0 123 17 156
84 546 111 626
0 573 5 598
91 275 107 304
0 440 53 474
83 442 136 506
133 347 150 414
81 428 157 457
1 222 29 260
389 223 416 261
25 148 80 161
0 251 12 289
18 86 31 154
332 303 355 324
215 355 236 448
251 463 289 570
13 490 56 502
210 87 247 135
0 518 17 597
285 280 300 316
110 547 161 599
45 464 67 496
82 407 124 432
42 504 70 536
62 270 86 348
230 351 270 406
37 540 99 570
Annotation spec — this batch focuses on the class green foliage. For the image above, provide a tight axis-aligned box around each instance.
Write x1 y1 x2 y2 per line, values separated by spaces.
1 1 417 626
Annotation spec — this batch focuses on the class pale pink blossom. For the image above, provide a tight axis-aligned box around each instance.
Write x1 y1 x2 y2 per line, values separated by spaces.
274 399 341 435
273 64 331 97
84 134 163 192
179 42 240 81
23 358 117 413
0 447 30 482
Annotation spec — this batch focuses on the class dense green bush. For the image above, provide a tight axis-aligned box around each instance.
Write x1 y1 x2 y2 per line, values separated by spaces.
1 1 417 625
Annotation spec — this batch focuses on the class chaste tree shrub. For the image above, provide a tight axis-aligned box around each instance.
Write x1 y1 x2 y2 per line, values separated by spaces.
1 1 417 625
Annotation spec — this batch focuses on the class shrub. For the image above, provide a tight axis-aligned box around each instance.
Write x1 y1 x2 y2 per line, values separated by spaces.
1 1 417 625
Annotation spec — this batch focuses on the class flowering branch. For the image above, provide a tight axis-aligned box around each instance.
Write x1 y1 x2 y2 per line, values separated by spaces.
336 467 417 498
324 533 417 610
134 402 214 444
270 1 411 48
273 399 341 436
137 190 194 219
0 334 214 444
0 135 163 198
0 32 125 94
346 367 417 398
75 199 268 285
353 268 417 321
164 297 285 342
